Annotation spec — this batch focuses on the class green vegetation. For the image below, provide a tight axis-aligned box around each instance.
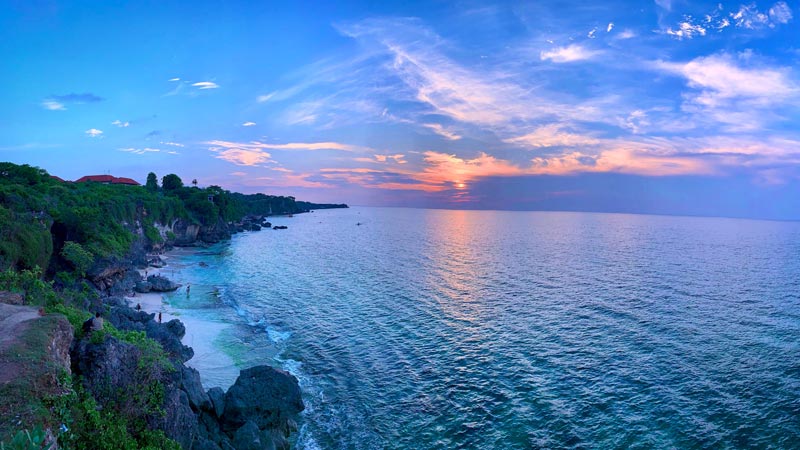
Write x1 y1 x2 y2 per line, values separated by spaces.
0 162 344 448
0 162 338 272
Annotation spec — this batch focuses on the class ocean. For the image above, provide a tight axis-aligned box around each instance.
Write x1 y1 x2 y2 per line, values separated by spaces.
155 207 800 449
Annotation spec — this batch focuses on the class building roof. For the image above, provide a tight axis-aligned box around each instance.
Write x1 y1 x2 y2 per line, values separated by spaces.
76 175 115 183
50 175 66 182
75 175 140 185
111 177 140 185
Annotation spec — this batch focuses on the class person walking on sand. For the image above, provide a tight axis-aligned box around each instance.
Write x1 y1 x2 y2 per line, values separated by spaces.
158 311 162 323
187 284 191 295
136 303 141 311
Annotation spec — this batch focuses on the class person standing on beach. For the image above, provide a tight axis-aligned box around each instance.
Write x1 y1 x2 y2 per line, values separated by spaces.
187 284 191 295
158 312 162 323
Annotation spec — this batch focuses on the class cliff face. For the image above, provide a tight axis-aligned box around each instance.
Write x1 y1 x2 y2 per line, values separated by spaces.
72 308 304 450
0 306 73 442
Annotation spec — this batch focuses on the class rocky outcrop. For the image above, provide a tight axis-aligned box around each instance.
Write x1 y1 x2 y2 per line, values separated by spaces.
146 274 181 292
170 218 201 246
0 291 24 305
221 366 304 433
199 217 232 243
196 365 304 450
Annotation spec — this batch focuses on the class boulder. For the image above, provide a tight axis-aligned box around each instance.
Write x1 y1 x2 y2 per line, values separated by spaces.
182 365 211 411
0 291 24 305
207 387 226 418
233 421 273 450
145 319 193 362
149 389 199 450
221 365 304 432
146 275 181 292
134 281 153 293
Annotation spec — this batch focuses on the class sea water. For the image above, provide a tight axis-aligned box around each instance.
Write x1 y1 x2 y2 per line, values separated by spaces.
158 207 800 449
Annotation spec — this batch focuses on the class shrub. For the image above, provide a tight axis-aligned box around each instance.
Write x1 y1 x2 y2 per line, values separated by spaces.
60 241 94 276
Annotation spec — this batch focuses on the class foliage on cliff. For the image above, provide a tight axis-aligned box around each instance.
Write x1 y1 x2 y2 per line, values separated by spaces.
0 162 344 272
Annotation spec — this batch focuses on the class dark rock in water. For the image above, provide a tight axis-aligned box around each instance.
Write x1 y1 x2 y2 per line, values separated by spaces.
147 274 181 292
272 225 288 230
262 221 272 228
182 366 211 412
134 281 153 293
222 365 304 433
207 387 226 418
199 261 209 267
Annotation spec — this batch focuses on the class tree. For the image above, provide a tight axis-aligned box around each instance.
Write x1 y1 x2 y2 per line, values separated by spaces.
161 174 183 191
191 179 198 187
146 172 158 191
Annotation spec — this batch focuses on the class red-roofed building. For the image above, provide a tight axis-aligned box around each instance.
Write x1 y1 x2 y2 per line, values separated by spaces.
75 175 140 186
50 175 66 183
111 177 140 186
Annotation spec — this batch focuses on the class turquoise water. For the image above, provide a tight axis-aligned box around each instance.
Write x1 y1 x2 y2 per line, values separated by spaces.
163 207 800 449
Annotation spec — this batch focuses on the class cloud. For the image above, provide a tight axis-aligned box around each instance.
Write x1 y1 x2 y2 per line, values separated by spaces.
616 29 636 39
423 123 461 140
354 154 407 164
160 141 184 147
666 21 707 39
242 121 257 127
85 128 103 138
768 1 793 24
540 44 599 63
111 120 130 127
658 53 796 102
607 23 614 32
656 53 797 130
731 4 770 29
42 101 65 111
192 81 219 89
505 124 601 148
257 93 274 103
169 78 180 81
206 139 373 153
119 147 162 155
587 28 597 39
655 0 672 11
213 148 273 166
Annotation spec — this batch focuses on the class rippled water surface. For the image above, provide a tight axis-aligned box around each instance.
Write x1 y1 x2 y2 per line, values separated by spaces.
167 208 800 449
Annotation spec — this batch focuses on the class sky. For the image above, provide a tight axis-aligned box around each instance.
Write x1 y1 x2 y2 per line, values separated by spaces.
1 0 800 219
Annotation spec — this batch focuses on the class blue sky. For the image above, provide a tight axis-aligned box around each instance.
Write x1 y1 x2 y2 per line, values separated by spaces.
1 0 799 219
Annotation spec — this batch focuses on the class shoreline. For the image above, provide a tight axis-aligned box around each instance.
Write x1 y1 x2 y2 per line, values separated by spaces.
123 246 241 389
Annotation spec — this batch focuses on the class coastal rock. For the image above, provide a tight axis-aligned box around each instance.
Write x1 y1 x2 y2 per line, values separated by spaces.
200 217 232 243
107 305 152 332
0 290 24 305
147 255 167 268
144 319 193 362
171 218 201 246
221 365 304 432
73 335 142 399
272 225 288 230
134 281 153 293
182 365 211 411
207 387 226 418
233 421 273 450
146 274 180 292
150 388 199 450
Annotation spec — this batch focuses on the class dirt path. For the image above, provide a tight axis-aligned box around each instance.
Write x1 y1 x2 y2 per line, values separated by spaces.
0 304 39 351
